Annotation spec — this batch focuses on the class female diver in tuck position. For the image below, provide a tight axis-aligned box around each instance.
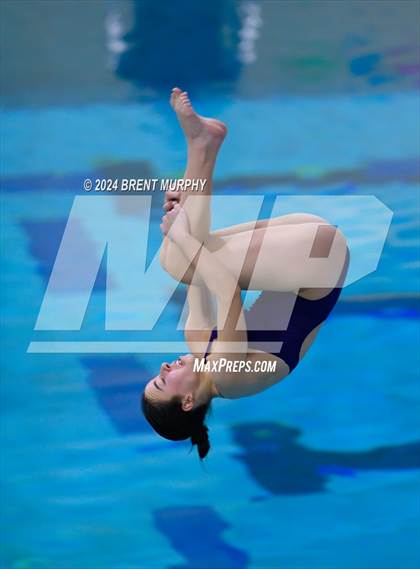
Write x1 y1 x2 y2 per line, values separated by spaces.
141 88 350 459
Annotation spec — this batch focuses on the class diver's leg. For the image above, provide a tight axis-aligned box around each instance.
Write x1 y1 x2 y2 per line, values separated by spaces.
169 88 226 241
210 221 349 295
160 89 226 282
211 213 330 238
202 213 334 289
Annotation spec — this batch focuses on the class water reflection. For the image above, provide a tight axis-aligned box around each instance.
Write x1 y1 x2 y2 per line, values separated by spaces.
115 0 242 89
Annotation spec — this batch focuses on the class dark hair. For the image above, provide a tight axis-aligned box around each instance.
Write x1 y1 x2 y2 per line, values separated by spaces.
141 392 211 460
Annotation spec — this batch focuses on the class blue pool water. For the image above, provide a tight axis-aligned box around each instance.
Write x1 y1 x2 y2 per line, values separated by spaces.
1 2 419 568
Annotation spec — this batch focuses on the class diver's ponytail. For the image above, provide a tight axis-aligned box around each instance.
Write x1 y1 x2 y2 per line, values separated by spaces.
190 424 210 460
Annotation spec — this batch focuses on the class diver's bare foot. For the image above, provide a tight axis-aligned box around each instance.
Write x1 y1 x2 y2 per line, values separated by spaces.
170 87 227 153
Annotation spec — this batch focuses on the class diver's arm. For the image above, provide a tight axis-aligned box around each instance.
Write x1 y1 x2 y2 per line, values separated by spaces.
174 233 247 351
185 283 216 330
163 190 211 244
161 205 247 349
183 284 216 355
160 194 207 284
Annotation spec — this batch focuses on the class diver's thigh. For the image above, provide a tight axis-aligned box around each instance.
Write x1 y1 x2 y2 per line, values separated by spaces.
236 222 348 290
211 212 329 239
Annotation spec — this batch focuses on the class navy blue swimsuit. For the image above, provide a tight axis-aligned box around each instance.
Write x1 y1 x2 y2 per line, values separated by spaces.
204 286 343 376
204 248 349 398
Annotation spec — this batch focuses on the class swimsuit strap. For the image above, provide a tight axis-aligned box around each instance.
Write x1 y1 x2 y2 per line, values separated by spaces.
203 328 226 398
204 328 218 361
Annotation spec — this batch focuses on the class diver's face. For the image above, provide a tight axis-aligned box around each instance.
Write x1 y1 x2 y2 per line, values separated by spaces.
144 354 197 403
